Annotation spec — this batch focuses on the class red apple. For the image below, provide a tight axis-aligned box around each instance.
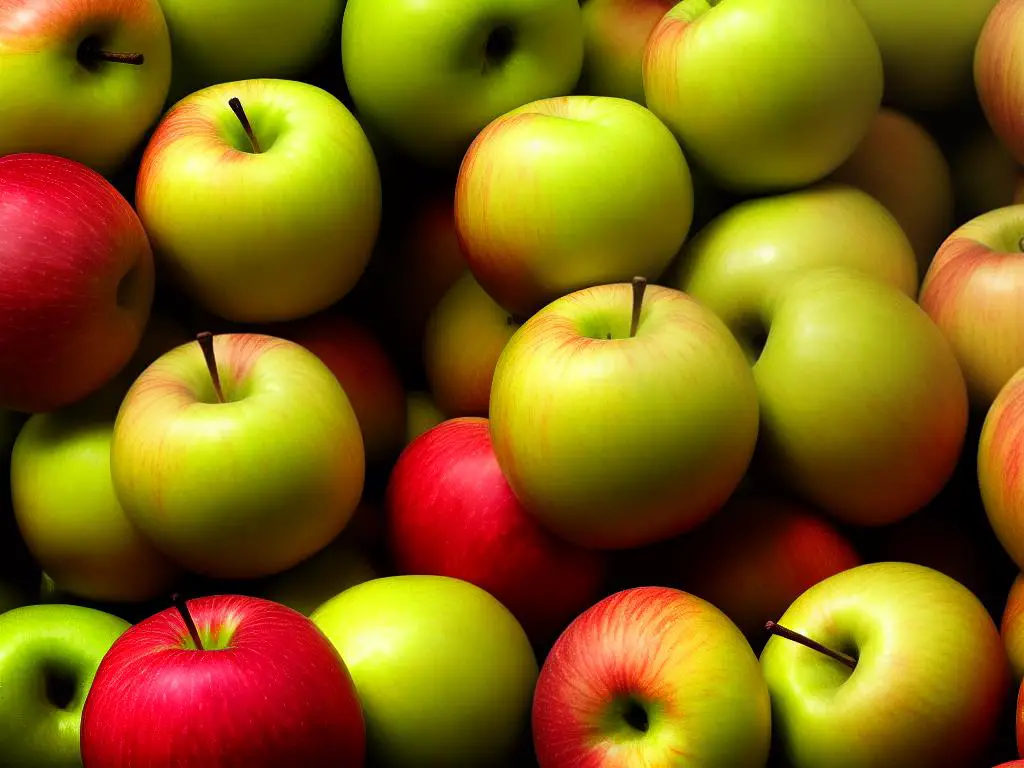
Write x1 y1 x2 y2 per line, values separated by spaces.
1004 574 1024 682
976 0 1024 166
386 417 605 641
0 154 154 413
80 595 366 767
980 367 1024 573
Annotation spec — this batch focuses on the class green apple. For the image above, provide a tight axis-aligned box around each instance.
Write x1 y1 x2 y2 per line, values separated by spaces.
424 272 520 417
489 280 759 549
341 0 584 166
0 0 171 174
110 333 365 579
159 0 345 98
643 0 882 192
829 108 954 272
136 79 382 323
456 95 693 317
669 183 920 318
852 0 999 110
311 575 538 767
761 562 1009 767
950 124 1023 222
405 392 446 446
0 603 130 767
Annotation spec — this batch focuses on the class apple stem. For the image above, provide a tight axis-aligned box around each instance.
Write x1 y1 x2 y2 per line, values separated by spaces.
196 332 225 404
228 97 262 154
172 594 204 651
80 48 145 66
630 277 647 338
764 621 856 669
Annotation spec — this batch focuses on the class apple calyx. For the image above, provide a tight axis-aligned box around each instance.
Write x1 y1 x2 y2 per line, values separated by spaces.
77 39 144 67
196 332 226 403
764 621 856 669
228 98 263 154
630 276 648 338
172 594 205 651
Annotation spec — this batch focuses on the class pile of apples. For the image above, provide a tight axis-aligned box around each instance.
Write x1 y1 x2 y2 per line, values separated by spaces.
10 0 1024 766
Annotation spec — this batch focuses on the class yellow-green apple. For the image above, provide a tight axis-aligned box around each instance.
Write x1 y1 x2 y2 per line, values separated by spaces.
579 0 676 103
976 0 1024 165
1003 574 1024 682
136 79 381 323
110 333 365 579
533 586 771 767
341 0 584 165
642 0 882 192
852 0 998 110
456 95 693 317
978 367 1024 573
0 153 155 413
489 279 758 549
724 268 967 525
0 0 171 174
920 206 1024 407
761 562 1008 767
949 124 1022 222
312 575 538 767
0 603 130 768
405 392 445 445
159 0 344 98
423 273 520 417
829 108 954 272
387 418 606 641
669 183 919 314
81 595 365 767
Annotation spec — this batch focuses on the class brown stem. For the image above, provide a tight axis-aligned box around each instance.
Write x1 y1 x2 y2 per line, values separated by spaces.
172 594 204 651
630 277 647 338
228 97 262 154
196 332 225 403
80 48 145 66
765 621 856 669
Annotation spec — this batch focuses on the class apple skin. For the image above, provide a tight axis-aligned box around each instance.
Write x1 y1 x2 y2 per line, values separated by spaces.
0 604 130 768
312 575 538 767
110 334 365 579
1003 574 1024 683
829 108 954 272
976 0 1024 166
81 595 366 767
670 182 920 315
919 206 1024 407
423 273 520 417
341 0 584 165
762 562 1009 768
0 154 155 414
405 392 446 445
490 282 759 549
0 0 171 174
642 0 882 192
533 586 771 767
136 79 382 323
977 369 1024 574
455 95 693 317
387 418 606 641
579 0 676 103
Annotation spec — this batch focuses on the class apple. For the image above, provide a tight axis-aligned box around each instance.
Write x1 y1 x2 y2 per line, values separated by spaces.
341 0 584 165
457 95 694 317
1003 574 1024 682
976 0 1024 166
642 0 882 192
405 391 446 445
0 0 171 174
669 183 920 315
760 562 1008 767
0 153 155 414
387 417 606 641
110 333 365 579
490 279 758 549
81 595 365 766
949 124 1022 222
533 586 771 767
829 108 954 272
159 0 345 98
0 604 130 768
919 205 1024 407
578 0 676 103
423 273 520 417
136 79 381 323
312 575 538 766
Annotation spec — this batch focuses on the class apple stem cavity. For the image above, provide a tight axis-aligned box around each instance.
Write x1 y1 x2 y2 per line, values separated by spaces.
196 332 226 404
630 277 647 338
764 621 856 669
228 97 262 154
172 594 204 651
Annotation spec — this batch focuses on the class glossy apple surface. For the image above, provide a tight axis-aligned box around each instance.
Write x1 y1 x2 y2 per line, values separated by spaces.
976 0 1024 165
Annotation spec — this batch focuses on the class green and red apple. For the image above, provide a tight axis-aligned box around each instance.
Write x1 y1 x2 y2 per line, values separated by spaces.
979 368 1024 573
976 0 1024 166
1003 574 1024 682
